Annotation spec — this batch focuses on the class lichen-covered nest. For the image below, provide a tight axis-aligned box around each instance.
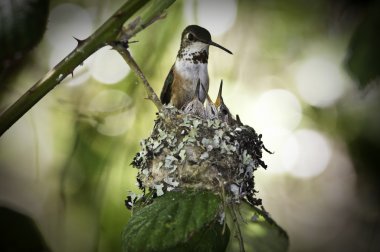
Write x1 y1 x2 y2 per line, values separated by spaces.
131 105 268 207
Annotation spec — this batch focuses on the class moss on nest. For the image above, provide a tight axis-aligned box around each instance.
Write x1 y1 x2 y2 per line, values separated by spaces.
131 104 268 207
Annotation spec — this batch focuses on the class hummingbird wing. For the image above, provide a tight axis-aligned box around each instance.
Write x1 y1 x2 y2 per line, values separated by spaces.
160 65 174 104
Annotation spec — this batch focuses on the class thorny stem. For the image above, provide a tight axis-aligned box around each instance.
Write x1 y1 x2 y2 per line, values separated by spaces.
113 42 162 110
0 0 175 136
229 203 246 252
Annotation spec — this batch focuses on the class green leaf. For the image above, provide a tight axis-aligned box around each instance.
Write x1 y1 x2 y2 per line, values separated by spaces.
123 190 229 252
228 202 289 252
174 220 231 252
0 0 49 64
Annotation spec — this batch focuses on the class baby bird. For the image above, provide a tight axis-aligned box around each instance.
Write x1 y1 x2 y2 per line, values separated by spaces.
215 80 234 124
183 79 206 118
200 83 218 119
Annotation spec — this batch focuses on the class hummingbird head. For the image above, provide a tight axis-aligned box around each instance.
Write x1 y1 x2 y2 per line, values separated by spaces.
178 25 232 59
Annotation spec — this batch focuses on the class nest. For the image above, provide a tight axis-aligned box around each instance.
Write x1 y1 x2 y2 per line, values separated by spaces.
130 105 268 207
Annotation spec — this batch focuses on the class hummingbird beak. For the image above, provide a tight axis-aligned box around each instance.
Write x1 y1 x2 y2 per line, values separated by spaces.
199 82 213 104
236 114 243 125
208 41 233 54
195 79 201 100
215 80 223 107
196 36 232 54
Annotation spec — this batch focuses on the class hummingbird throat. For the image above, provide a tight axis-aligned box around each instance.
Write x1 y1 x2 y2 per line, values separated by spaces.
178 47 209 64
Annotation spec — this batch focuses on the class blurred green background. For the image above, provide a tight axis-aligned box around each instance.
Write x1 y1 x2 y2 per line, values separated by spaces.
1 0 380 251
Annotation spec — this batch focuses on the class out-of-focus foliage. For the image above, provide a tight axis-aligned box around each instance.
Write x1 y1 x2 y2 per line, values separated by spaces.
345 1 380 87
0 0 49 76
0 207 50 251
337 87 380 206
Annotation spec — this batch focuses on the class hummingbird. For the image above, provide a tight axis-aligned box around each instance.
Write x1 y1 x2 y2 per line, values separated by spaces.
200 82 218 119
236 114 244 126
183 79 206 118
215 80 234 124
160 25 232 110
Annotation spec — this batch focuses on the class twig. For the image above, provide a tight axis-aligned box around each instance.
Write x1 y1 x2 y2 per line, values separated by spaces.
111 6 169 110
229 203 246 252
113 43 162 110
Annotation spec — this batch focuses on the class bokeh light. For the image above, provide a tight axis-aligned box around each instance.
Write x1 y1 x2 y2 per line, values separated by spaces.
253 89 302 131
261 127 299 173
289 129 332 178
260 127 332 178
184 0 237 36
89 46 130 84
294 56 347 107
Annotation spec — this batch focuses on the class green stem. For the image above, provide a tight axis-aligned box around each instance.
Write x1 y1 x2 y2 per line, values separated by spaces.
0 0 175 136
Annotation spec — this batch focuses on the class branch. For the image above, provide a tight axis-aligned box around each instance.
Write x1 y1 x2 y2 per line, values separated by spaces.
0 0 175 136
114 42 162 110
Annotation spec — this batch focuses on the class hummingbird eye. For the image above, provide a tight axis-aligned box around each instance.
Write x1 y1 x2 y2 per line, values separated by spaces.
187 33 195 41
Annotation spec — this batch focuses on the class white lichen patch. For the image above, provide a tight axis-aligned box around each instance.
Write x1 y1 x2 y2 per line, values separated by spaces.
131 105 268 207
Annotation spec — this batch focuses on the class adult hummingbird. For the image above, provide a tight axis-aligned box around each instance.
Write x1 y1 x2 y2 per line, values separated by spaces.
160 25 232 109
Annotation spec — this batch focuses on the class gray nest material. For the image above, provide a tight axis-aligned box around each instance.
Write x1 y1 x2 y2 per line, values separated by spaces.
131 105 268 206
